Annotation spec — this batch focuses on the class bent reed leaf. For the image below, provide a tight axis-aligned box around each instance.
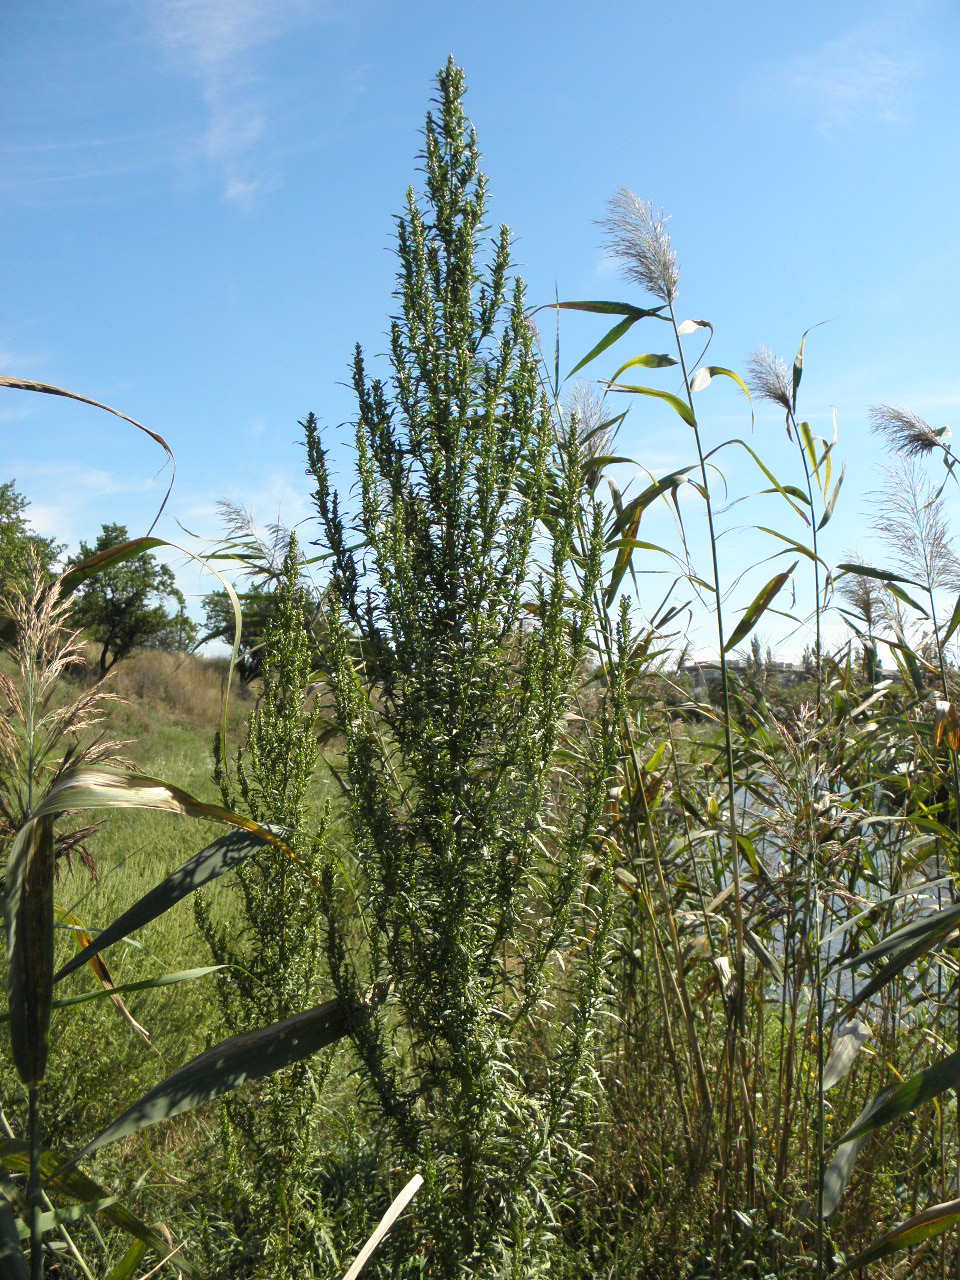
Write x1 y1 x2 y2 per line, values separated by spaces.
841 1198 960 1272
723 563 797 653
0 376 175 535
77 993 370 1158
55 824 290 983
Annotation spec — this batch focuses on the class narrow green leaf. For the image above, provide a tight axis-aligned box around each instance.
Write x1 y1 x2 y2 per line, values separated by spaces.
16 1196 118 1238
701 365 752 407
817 460 847 530
55 823 288 983
59 538 165 597
842 1047 960 1145
610 469 694 538
567 315 638 378
4 815 55 1086
792 328 810 413
942 589 960 646
708 439 809 522
547 300 667 318
744 928 782 983
102 1240 149 1280
798 420 818 484
724 563 797 653
835 563 923 589
841 1198 960 1272
608 383 697 427
78 993 368 1157
756 527 827 568
35 967 224 1015
841 902 960 1015
607 353 678 382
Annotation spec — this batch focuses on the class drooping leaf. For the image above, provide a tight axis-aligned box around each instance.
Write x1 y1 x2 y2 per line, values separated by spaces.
607 353 678 382
841 1198 960 1272
708 439 809 522
607 470 694 545
677 318 712 337
723 563 797 653
841 901 960 1015
756 527 828 569
4 815 55 1086
78 993 371 1158
792 328 810 413
21 967 224 1016
942 589 960 647
15 1196 119 1238
841 1047 960 1145
608 382 697 427
0 376 175 535
55 824 289 983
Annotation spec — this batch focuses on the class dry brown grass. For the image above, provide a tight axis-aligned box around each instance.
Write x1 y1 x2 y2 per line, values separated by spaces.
77 644 256 731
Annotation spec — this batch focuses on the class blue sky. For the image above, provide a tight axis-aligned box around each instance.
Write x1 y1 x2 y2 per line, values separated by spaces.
3 1 959 657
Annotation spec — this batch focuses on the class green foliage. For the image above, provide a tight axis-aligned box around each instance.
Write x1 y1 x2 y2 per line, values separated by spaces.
0 482 60 593
69 523 188 674
196 533 333 1277
306 58 617 1278
200 584 275 684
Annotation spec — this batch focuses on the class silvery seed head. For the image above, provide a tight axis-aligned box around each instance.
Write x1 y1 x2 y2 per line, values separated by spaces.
599 189 679 305
747 346 793 413
869 404 941 458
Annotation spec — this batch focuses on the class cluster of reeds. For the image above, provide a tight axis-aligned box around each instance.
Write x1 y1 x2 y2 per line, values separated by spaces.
544 192 960 1277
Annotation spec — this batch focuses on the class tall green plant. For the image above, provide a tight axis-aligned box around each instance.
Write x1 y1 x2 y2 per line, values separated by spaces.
305 58 618 1278
195 532 331 1276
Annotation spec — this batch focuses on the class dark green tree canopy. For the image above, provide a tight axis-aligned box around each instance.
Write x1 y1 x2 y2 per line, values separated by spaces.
69 522 189 674
0 480 61 592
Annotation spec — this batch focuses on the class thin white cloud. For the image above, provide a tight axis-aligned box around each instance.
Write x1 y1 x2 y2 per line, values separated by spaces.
144 0 315 205
758 25 920 134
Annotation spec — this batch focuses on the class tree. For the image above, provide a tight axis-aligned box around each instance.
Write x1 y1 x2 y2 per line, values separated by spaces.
306 59 617 1277
69 523 186 673
200 584 277 684
0 480 61 591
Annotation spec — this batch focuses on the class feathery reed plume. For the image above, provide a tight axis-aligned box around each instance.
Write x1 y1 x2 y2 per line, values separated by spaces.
873 460 960 597
869 404 942 458
561 381 611 459
599 188 679 304
836 551 885 636
0 556 126 876
747 346 793 413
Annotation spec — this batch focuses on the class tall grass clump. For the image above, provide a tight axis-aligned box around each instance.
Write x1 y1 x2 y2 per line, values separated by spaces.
303 57 621 1279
